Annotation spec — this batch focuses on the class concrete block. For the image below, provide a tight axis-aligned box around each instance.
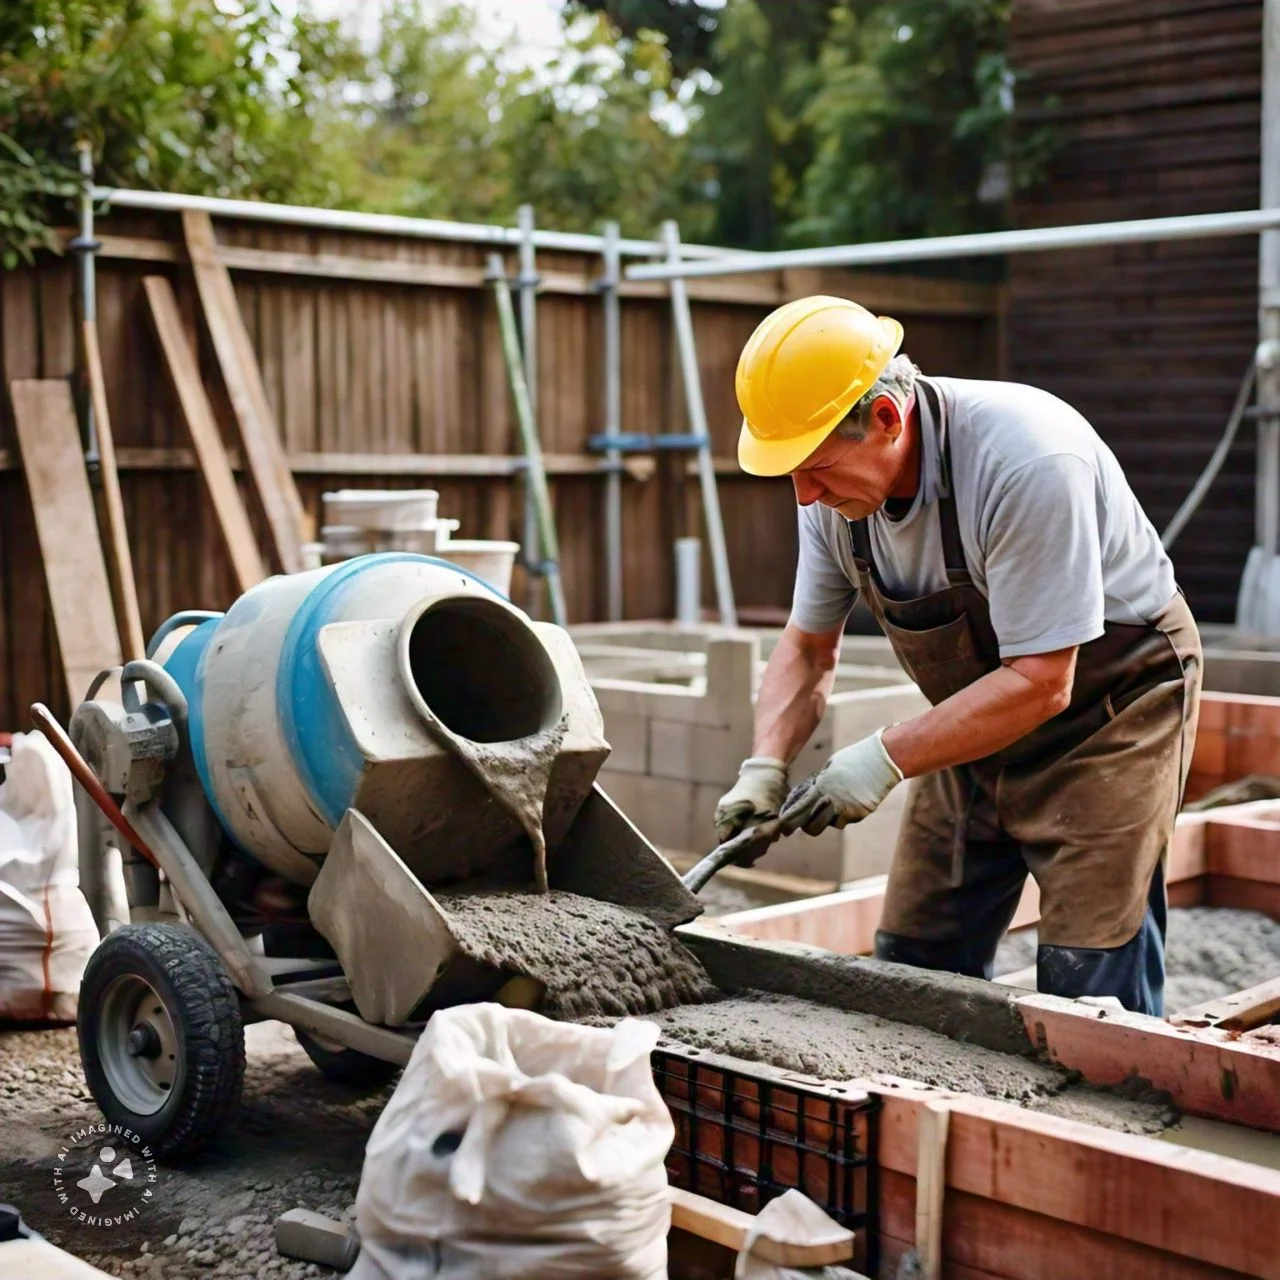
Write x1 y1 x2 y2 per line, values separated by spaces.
602 710 649 774
275 1209 360 1271
689 722 753 786
705 635 760 726
598 771 696 852
691 783 724 853
649 717 693 781
829 684 929 744
593 679 711 724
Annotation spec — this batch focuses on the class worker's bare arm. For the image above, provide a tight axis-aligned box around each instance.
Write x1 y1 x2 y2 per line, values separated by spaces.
881 646 1078 779
752 622 844 763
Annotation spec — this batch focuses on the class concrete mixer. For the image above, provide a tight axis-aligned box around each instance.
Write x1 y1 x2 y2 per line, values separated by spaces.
53 555 703 1157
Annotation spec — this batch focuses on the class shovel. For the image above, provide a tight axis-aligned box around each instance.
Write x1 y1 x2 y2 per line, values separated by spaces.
681 817 788 894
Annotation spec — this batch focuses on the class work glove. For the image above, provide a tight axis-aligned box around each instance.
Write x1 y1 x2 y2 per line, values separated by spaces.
779 729 904 837
714 757 788 842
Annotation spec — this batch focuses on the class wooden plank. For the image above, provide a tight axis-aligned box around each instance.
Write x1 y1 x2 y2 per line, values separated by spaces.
182 209 305 572
1205 807 1280 883
1017 990 1280 1132
668 1187 854 1267
8 380 122 702
1206 874 1280 917
143 276 267 594
914 1101 949 1280
873 1080 1280 1279
84 320 145 661
1171 975 1280 1030
879 1168 1248 1280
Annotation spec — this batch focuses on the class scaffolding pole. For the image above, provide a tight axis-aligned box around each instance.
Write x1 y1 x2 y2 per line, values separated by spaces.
600 221 624 622
663 221 736 628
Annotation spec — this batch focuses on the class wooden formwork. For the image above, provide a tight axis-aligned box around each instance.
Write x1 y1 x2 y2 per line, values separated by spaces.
653 1037 1280 1280
660 697 1280 1272
703 693 1280 1140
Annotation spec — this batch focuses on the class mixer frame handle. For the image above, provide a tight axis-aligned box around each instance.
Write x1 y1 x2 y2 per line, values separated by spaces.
120 659 190 732
145 610 224 660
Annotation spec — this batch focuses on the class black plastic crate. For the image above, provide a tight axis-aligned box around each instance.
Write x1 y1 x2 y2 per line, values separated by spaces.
653 1041 877 1271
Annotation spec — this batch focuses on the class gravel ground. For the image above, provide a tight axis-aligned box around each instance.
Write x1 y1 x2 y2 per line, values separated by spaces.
0 1021 391 1279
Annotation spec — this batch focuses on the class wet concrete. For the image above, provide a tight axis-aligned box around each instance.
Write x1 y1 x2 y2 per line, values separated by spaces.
646 993 1174 1134
682 930 1034 1056
436 888 718 1019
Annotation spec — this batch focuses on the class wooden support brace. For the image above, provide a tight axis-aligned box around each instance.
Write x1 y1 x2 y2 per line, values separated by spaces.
668 1187 855 1267
914 1101 950 1280
181 209 306 572
143 275 268 594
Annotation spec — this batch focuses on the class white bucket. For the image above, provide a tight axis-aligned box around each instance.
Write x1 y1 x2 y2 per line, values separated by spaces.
386 520 460 555
323 489 440 532
441 540 520 596
321 525 377 562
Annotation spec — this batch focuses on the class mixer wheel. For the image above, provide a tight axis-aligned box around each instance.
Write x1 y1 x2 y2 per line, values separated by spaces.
294 1027 400 1091
78 924 245 1159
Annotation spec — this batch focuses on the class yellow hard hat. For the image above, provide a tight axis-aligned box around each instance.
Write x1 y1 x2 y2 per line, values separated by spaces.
735 296 904 477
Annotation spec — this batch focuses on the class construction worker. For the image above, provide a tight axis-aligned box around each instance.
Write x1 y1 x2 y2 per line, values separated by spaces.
715 296 1201 1016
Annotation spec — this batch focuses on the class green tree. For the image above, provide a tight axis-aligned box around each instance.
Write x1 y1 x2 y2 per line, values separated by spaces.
573 0 1044 250
0 0 367 262
0 0 710 261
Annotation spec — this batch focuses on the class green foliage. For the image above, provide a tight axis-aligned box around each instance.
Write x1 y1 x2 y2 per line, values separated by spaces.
360 7 705 238
0 0 707 262
567 0 719 77
0 0 1048 267
0 134 79 268
576 0 1053 250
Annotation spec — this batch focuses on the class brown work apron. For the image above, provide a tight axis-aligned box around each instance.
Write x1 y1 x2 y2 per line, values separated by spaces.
850 401 1202 952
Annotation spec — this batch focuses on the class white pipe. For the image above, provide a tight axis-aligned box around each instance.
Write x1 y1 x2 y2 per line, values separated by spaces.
90 186 746 261
626 208 1280 281
674 537 701 626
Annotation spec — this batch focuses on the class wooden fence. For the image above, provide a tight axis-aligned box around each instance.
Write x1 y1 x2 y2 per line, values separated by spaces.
0 206 1000 725
1009 0 1263 622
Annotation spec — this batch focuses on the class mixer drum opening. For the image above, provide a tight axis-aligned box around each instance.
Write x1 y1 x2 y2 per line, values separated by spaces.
402 597 563 742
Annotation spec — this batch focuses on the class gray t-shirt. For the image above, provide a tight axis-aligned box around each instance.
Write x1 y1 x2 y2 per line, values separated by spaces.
790 376 1177 658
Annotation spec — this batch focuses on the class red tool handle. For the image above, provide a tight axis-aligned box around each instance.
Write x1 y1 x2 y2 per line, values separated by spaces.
30 702 161 870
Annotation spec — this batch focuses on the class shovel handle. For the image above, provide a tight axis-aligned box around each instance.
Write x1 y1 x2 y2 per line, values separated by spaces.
682 818 786 894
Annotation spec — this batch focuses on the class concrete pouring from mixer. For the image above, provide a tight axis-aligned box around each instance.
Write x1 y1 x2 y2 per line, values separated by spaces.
148 554 608 891
62 551 714 1155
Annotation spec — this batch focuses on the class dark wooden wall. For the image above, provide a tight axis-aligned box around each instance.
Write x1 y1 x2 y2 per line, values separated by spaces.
0 210 998 726
1009 0 1263 622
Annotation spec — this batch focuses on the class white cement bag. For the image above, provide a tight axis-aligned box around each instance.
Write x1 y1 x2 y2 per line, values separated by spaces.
352 1004 673 1280
0 732 98 1022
